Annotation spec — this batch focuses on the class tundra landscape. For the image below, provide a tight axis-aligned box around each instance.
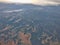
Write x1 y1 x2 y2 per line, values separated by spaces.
0 2 60 45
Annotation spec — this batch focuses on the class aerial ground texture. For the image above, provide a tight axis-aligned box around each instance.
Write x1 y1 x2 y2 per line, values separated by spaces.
0 3 60 45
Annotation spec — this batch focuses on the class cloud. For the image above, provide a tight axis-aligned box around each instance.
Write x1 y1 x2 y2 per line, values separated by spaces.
33 0 60 5
0 0 60 5
3 9 23 13
47 0 60 3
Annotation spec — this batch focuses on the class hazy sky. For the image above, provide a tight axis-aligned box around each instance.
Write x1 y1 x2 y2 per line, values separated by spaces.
0 0 60 5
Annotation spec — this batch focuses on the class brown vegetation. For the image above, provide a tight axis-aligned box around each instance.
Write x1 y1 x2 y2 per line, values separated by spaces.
0 32 32 45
